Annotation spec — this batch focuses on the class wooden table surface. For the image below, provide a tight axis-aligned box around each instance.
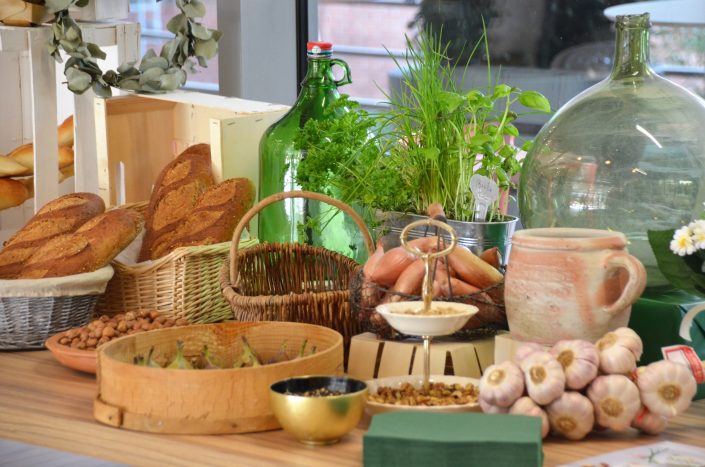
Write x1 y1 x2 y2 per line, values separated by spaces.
1 351 704 466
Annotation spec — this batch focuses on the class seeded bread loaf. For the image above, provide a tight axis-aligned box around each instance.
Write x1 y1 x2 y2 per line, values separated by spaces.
138 144 214 262
150 178 255 259
0 192 105 278
18 208 143 279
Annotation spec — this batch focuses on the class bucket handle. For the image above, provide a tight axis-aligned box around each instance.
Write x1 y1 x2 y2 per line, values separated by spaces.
229 190 375 287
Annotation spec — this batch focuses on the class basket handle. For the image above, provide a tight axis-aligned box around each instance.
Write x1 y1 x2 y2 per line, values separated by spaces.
229 190 375 286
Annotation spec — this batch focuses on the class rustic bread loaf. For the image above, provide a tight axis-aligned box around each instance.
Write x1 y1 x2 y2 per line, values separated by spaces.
0 192 105 278
138 143 214 262
18 208 143 279
150 178 255 259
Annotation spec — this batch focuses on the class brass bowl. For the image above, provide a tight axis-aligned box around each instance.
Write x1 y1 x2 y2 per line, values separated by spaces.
270 376 368 445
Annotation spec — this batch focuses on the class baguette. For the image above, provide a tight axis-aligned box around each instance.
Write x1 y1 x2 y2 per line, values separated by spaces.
7 143 74 173
149 178 255 259
0 178 30 211
18 208 143 279
0 155 31 177
58 115 74 147
138 143 214 262
0 192 105 278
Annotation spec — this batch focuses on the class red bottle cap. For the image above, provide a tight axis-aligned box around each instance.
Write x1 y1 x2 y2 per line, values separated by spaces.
307 41 333 51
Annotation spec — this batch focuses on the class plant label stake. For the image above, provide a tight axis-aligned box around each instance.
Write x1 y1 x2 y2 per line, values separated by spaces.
400 219 457 392
470 174 499 222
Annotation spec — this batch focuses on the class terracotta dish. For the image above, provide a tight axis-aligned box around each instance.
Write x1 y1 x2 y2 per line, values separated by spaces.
45 332 97 374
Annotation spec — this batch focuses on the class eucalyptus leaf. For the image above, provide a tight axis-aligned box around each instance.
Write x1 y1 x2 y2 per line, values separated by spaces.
102 70 119 85
87 43 107 60
117 78 141 91
518 91 551 113
75 0 89 6
139 67 165 84
66 67 92 94
167 14 188 34
117 61 137 74
139 56 169 72
183 0 206 18
159 73 182 90
197 55 208 68
92 80 112 98
190 23 212 40
59 40 77 53
65 24 81 42
194 38 217 59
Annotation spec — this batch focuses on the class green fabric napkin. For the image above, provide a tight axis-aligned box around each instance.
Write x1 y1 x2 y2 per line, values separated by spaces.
363 412 543 467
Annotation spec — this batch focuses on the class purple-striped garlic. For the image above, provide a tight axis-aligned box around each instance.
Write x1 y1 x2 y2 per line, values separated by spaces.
480 397 509 414
479 360 525 408
636 360 697 417
509 396 549 439
546 391 594 441
596 327 643 374
631 405 668 435
514 342 544 364
550 339 599 390
587 374 641 431
519 351 565 405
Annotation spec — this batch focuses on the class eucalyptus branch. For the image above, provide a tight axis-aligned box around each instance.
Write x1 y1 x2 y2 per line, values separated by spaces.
45 0 221 96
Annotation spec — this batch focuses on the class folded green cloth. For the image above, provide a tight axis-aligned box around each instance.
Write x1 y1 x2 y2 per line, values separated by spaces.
364 412 543 467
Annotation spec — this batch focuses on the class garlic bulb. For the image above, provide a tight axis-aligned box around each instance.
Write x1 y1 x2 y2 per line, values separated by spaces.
509 396 550 439
480 397 509 414
587 374 641 431
546 391 594 441
519 351 565 405
596 327 643 374
631 405 668 435
550 340 599 390
479 361 524 407
514 342 544 364
636 360 697 417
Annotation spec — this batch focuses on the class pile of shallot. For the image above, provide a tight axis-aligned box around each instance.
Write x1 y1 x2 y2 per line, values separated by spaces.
479 327 698 440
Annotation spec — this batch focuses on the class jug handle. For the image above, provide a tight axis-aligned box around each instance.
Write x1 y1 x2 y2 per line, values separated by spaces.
602 253 647 316
331 59 352 87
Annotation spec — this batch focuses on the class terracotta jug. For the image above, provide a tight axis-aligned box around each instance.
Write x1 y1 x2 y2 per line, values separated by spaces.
505 228 647 344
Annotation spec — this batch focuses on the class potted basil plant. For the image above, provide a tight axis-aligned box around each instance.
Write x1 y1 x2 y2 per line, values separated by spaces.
295 28 551 264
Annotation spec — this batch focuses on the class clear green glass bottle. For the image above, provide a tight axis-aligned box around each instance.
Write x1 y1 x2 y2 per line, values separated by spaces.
519 13 705 287
259 41 363 258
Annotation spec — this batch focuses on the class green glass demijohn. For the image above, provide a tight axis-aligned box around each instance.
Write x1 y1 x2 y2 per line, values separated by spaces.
519 13 705 287
259 41 366 259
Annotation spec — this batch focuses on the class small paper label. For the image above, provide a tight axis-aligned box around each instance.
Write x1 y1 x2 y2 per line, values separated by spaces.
662 345 705 384
469 174 499 221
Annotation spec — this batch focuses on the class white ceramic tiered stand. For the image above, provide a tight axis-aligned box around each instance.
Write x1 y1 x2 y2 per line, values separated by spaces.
375 219 479 391
0 18 138 242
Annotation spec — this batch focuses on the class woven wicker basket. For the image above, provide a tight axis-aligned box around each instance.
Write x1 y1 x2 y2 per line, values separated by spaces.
95 201 257 324
220 191 375 348
0 266 114 350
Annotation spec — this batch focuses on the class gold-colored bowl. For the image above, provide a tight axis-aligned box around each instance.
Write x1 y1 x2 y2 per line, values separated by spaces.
270 375 368 445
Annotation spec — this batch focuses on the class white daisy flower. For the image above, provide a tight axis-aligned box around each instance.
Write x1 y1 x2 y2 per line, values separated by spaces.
690 220 705 250
671 225 696 256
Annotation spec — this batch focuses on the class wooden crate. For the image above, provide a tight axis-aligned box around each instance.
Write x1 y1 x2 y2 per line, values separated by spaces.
94 92 288 234
347 332 499 380
71 0 129 21
0 21 139 243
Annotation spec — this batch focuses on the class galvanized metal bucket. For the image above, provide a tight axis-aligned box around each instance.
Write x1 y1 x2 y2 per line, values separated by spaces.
376 212 518 266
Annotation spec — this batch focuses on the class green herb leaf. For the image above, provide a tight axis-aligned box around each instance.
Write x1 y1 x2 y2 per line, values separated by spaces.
518 91 551 113
648 229 705 296
492 84 512 99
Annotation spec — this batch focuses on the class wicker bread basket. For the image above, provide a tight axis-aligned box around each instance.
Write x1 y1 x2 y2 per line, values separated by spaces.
95 201 257 323
0 266 114 350
220 191 375 347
